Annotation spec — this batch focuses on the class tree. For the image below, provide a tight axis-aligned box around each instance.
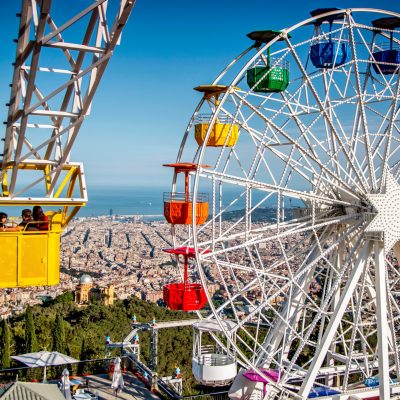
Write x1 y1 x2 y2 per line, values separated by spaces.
77 335 96 375
77 336 86 375
54 291 73 304
0 319 11 368
25 307 38 353
52 313 66 353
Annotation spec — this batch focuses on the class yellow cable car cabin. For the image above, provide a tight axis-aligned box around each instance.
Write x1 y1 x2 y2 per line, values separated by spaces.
194 85 239 147
0 211 62 288
0 162 86 288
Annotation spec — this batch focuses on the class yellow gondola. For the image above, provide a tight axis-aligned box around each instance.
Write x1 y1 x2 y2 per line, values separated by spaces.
0 212 62 288
0 162 86 288
193 85 239 147
0 0 135 288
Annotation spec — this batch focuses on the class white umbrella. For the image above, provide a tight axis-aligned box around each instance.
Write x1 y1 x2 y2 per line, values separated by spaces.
11 351 79 382
61 368 72 400
111 357 124 397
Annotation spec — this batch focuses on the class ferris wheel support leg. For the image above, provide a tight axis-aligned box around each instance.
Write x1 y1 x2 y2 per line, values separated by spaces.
374 241 391 399
298 242 371 399
326 246 342 388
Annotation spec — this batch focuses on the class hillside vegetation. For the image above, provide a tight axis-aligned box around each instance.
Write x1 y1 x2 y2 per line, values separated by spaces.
0 293 204 394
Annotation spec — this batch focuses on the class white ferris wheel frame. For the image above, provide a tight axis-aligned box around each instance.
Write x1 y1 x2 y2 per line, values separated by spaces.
172 7 400 400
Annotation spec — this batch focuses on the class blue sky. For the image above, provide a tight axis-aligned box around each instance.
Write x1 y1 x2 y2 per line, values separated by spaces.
1 0 399 189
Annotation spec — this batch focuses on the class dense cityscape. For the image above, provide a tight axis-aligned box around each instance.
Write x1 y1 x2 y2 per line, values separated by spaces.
0 215 213 318
0 210 296 319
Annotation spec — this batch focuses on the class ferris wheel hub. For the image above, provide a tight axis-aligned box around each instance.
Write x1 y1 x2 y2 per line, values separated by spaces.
365 172 400 252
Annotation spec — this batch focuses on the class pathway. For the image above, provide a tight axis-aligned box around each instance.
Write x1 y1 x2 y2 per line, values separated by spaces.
82 373 160 400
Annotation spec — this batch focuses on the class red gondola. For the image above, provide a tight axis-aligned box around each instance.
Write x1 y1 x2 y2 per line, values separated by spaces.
163 247 210 311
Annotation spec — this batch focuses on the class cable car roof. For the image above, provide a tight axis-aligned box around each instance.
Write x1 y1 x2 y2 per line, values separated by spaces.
193 320 237 332
246 30 290 44
194 85 239 95
162 246 211 257
162 163 210 172
310 8 345 25
372 17 400 30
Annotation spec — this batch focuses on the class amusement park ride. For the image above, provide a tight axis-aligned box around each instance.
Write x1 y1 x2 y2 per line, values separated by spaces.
1 3 400 400
0 0 135 287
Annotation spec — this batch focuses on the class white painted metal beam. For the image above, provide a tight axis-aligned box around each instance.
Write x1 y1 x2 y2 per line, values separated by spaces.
374 241 391 399
298 242 371 398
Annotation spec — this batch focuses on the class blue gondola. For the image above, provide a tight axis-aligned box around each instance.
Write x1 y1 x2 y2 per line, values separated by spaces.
308 386 341 398
309 8 350 69
371 17 400 75
364 377 379 387
364 376 398 387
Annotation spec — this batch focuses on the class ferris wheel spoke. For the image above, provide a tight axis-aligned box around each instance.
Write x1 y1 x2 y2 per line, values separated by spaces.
282 229 365 370
200 169 356 208
386 291 400 379
285 33 370 193
320 68 354 184
328 104 372 187
347 15 378 190
212 45 256 84
197 212 358 257
341 263 371 390
210 227 327 326
278 91 323 161
297 239 370 396
272 231 360 358
379 85 400 187
267 146 318 186
360 103 398 172
233 91 365 194
255 137 362 201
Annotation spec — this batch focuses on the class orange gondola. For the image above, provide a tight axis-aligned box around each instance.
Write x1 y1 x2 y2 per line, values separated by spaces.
163 163 208 225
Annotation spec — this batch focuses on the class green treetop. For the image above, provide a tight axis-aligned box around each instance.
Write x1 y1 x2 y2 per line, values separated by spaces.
0 319 11 368
25 306 38 353
52 312 66 354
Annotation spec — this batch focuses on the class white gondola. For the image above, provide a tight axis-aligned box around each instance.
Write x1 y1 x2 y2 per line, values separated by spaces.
192 320 237 386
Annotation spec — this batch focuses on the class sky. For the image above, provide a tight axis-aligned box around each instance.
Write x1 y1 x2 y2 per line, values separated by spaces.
0 0 399 189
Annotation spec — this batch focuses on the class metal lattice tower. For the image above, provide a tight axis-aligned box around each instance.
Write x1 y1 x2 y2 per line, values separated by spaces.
1 0 135 225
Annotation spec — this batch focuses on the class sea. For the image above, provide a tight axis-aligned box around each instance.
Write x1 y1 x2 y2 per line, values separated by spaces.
81 186 168 217
2 186 304 219
80 186 303 218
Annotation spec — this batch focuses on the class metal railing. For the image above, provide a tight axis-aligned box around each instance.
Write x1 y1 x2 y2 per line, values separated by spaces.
0 357 112 385
180 391 230 400
251 57 289 70
125 353 230 400
195 354 235 367
164 192 208 203
194 114 235 124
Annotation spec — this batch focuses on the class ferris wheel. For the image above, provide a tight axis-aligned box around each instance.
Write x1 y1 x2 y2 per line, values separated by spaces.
164 7 400 400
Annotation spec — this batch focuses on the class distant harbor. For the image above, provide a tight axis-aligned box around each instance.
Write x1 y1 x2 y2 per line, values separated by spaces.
78 186 304 218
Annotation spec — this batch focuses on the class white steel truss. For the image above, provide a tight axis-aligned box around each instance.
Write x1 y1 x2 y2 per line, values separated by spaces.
1 0 135 224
